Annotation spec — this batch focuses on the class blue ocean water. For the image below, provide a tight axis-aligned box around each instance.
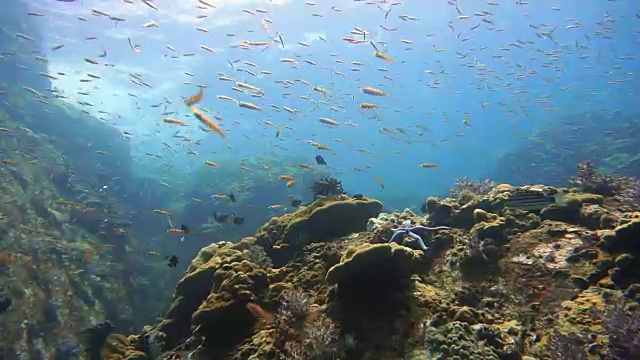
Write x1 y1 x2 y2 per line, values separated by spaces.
1 1 640 358
13 0 640 208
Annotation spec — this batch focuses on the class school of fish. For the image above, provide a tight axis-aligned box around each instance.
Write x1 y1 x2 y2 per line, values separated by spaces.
7 0 638 219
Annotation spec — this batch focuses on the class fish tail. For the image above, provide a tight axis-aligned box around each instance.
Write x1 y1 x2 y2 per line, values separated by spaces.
553 190 566 205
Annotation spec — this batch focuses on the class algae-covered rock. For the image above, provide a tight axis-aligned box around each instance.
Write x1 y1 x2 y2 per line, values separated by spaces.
156 241 248 350
593 216 640 288
424 197 458 226
425 192 500 230
418 321 504 360
610 215 640 253
494 184 517 193
268 242 340 305
255 195 382 265
326 243 416 286
192 260 269 352
145 238 274 356
539 193 583 223
232 328 278 360
327 242 415 297
472 209 499 224
101 333 130 359
326 243 419 354
554 286 609 352
283 196 382 244
470 212 506 244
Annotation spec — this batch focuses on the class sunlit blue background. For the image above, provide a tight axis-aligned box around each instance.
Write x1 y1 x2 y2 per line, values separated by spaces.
24 0 640 208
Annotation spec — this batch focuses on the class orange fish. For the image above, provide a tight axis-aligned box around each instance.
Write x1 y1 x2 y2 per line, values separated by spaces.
185 87 204 106
286 180 296 187
360 103 378 109
361 86 388 96
374 51 395 62
246 302 273 323
55 200 86 208
280 175 295 181
190 106 225 138
163 118 187 126
167 224 190 241
83 249 93 263
0 251 17 266
205 160 218 167
299 164 313 169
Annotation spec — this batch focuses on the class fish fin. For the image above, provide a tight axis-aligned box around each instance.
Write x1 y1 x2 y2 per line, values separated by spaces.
553 190 566 205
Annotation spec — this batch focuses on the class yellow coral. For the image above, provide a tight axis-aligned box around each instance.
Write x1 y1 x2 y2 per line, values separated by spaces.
326 243 416 285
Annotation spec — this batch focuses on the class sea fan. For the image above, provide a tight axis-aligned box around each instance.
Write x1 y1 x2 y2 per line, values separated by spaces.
311 176 344 198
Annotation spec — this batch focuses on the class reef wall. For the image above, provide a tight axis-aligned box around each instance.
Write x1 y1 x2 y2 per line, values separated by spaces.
0 2 168 358
491 111 640 187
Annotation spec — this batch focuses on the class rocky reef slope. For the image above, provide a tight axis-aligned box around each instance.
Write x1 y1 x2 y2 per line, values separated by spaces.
0 2 168 358
0 92 150 357
105 186 640 359
0 82 159 358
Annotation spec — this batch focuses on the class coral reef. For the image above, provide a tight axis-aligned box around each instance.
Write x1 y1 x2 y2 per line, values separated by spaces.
116 181 640 359
492 112 640 187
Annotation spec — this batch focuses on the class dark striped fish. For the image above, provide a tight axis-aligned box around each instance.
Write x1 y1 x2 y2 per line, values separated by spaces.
503 190 565 211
